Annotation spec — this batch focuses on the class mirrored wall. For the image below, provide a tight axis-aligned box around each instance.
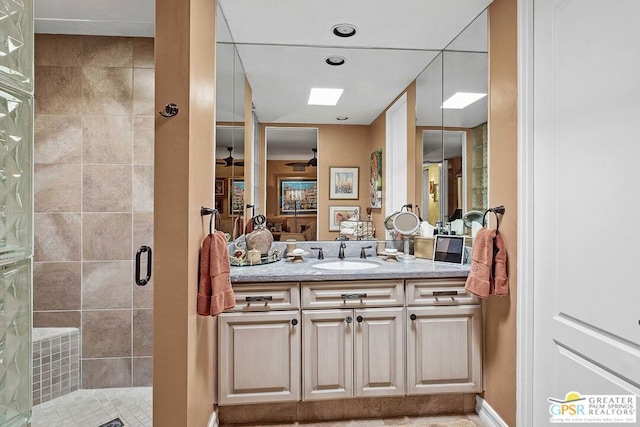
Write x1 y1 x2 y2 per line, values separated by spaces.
215 5 246 236
216 4 489 238
416 11 488 227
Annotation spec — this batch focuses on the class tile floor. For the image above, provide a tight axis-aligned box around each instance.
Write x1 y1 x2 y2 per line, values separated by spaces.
30 387 485 427
31 387 152 427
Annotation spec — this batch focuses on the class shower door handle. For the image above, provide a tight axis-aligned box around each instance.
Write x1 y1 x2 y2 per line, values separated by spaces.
135 245 152 286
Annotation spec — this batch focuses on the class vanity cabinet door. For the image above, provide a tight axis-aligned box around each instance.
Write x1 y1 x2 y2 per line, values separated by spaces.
354 307 405 397
302 309 353 401
218 310 301 405
406 305 482 394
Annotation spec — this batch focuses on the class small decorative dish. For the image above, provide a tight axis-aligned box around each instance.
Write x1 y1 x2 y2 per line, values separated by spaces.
286 248 310 263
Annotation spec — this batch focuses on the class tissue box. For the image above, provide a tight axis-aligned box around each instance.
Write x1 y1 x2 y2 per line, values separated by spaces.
414 237 435 259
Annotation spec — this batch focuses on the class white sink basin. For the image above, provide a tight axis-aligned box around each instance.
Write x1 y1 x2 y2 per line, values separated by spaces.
311 259 381 271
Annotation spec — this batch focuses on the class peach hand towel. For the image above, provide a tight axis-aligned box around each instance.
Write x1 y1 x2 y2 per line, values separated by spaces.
197 231 235 316
493 231 509 296
465 228 496 299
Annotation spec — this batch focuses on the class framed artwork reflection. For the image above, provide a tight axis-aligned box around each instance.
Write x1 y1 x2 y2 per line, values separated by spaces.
215 178 226 196
278 177 318 215
369 149 382 208
330 167 359 199
230 179 244 214
329 206 360 231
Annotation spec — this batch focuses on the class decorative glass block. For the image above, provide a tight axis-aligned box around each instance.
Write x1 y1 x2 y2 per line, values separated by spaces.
0 259 31 426
0 0 33 92
0 84 32 260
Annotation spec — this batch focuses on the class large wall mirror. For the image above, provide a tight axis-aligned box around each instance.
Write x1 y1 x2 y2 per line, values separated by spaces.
215 4 246 236
417 11 488 228
216 2 490 240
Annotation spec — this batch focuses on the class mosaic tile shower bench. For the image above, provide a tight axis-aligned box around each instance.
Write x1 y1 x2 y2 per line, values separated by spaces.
32 328 80 405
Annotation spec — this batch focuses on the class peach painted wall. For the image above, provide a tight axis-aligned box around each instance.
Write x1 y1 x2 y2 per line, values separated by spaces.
154 0 216 425
483 0 518 425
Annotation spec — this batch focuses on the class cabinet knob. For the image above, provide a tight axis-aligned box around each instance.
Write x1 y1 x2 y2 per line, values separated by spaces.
356 315 364 323
410 314 417 321
345 316 353 324
291 319 298 326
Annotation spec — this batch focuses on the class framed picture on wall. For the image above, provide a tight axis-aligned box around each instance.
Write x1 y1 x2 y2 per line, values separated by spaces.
329 167 359 199
229 179 245 214
369 149 382 208
328 206 360 231
215 178 226 196
278 177 318 215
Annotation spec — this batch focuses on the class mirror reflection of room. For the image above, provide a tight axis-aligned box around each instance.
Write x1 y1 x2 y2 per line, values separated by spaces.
416 11 489 235
217 3 489 243
265 127 319 241
214 126 245 237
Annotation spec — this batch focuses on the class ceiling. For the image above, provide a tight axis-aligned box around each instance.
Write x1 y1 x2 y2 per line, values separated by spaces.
34 0 491 161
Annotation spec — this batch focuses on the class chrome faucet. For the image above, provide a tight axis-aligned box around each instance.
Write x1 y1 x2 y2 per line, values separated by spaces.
338 242 346 259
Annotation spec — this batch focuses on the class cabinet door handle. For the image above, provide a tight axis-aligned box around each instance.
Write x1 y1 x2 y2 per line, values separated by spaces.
341 293 367 299
356 315 364 323
345 316 353 324
245 296 273 302
410 314 417 321
433 291 457 297
291 319 298 326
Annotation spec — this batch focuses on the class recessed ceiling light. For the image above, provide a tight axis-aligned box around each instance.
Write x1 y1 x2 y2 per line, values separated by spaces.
441 92 487 109
308 88 344 106
336 116 349 121
332 23 357 38
325 56 346 66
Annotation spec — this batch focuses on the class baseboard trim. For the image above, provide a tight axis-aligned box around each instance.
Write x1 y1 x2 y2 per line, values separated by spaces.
476 396 508 427
207 407 219 427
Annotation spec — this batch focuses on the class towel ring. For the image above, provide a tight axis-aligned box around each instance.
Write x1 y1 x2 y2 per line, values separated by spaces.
200 207 221 235
482 205 506 232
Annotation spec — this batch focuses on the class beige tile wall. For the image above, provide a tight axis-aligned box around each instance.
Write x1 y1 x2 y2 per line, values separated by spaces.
33 34 154 388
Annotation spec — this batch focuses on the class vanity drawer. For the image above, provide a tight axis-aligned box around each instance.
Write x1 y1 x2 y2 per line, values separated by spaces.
406 278 478 306
230 282 300 311
301 280 404 309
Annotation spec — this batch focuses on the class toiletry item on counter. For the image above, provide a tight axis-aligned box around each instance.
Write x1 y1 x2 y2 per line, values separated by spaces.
246 248 261 264
245 214 273 255
414 236 435 259
419 221 436 237
471 222 482 238
450 219 465 236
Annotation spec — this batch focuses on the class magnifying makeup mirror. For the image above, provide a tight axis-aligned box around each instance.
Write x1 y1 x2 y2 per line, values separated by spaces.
392 211 420 260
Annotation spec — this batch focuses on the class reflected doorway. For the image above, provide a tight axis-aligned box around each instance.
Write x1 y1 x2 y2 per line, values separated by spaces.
422 130 467 225
264 127 319 241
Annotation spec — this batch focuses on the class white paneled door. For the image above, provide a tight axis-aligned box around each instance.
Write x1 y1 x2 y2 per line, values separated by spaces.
526 0 640 425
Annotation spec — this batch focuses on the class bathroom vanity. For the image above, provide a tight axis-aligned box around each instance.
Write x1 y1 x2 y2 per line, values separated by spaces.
216 252 481 422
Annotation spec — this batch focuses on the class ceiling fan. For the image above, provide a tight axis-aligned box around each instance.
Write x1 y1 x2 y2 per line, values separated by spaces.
285 148 317 170
216 147 244 167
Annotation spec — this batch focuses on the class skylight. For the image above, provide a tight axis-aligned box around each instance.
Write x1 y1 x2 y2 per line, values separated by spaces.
441 92 487 109
308 88 344 106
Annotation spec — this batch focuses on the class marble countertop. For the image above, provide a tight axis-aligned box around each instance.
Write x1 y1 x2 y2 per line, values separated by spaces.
230 255 470 284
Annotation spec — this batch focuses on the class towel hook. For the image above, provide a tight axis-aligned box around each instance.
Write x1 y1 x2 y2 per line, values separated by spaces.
482 205 506 232
159 103 179 118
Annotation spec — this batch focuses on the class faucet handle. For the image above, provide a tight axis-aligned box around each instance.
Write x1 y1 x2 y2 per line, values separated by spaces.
310 247 324 260
360 245 373 259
